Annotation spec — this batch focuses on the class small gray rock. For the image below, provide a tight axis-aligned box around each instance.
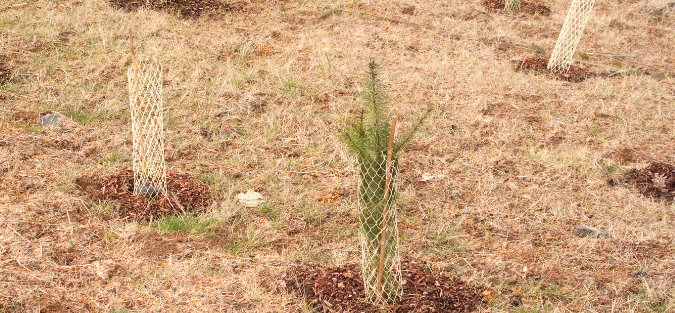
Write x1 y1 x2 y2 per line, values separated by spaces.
40 112 60 130
135 183 164 198
648 2 675 16
573 225 612 239
631 270 652 279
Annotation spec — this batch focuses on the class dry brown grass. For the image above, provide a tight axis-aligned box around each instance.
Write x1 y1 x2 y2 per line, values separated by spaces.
1 0 675 311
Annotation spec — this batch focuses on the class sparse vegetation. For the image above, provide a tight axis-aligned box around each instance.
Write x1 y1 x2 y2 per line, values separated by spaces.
88 200 118 216
152 213 216 235
260 203 280 221
319 7 342 19
62 105 120 124
1 0 674 311
102 147 128 168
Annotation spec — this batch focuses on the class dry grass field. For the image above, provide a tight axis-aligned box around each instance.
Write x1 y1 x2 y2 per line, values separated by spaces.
1 0 675 311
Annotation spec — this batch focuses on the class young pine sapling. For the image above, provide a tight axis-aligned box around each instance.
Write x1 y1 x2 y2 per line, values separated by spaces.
341 60 431 302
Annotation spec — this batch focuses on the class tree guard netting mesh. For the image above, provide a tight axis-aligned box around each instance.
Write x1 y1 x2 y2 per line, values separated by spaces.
357 152 403 303
505 0 520 13
547 0 595 73
128 57 166 198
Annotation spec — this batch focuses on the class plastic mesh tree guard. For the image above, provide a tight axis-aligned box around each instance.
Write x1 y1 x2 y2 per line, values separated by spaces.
548 0 595 73
128 57 166 198
357 152 403 302
505 0 520 13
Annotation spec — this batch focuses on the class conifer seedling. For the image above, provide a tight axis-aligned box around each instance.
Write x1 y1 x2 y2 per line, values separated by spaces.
341 60 431 302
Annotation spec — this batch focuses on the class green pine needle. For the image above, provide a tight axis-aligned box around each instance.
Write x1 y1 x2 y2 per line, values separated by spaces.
341 59 432 164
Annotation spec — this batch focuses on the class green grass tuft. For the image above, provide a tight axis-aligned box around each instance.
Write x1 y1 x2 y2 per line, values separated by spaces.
319 7 342 19
260 203 280 221
152 213 216 235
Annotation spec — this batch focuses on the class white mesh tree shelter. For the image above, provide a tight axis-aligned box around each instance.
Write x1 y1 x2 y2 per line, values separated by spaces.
547 0 595 73
358 152 403 302
128 57 166 197
505 0 520 13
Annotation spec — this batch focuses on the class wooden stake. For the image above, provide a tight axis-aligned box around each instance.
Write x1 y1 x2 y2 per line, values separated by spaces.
376 116 397 299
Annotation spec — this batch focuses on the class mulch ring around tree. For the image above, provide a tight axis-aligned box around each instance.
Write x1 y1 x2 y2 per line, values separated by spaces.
77 170 211 220
515 56 595 83
108 0 244 18
625 162 675 202
482 0 551 16
285 262 486 312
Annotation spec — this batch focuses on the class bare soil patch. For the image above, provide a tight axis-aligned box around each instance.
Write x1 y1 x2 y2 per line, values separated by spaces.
132 231 208 260
285 262 485 312
10 110 39 125
79 170 211 220
108 0 244 18
516 56 595 82
482 0 551 16
0 61 11 85
625 162 675 202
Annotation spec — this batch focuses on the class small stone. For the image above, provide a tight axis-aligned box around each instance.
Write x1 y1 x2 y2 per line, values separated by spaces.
135 183 164 198
648 2 675 16
39 111 78 132
573 225 612 239
236 190 265 207
659 2 675 12
40 112 60 130
631 270 652 279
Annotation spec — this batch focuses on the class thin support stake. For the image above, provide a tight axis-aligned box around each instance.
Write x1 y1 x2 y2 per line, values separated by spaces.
376 115 397 299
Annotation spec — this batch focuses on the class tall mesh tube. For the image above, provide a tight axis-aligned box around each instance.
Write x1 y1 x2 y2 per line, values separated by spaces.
547 0 595 73
358 153 402 302
128 58 166 198
505 0 520 13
